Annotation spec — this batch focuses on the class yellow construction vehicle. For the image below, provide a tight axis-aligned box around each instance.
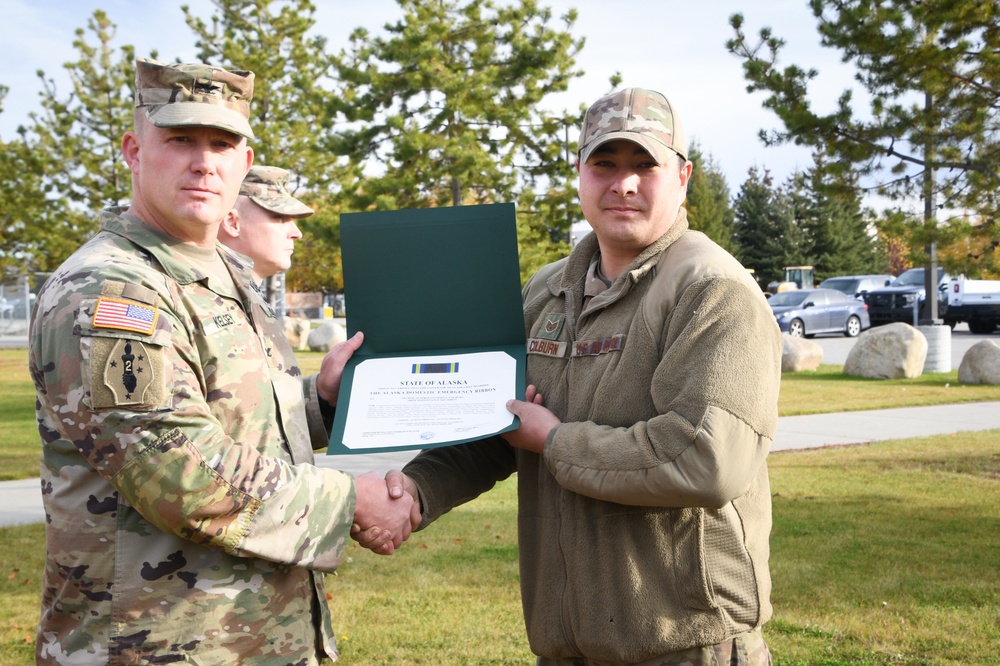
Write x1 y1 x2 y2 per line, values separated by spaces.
766 266 814 295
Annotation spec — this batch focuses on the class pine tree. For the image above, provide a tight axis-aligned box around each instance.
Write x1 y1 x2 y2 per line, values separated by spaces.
183 0 352 295
329 0 584 280
732 167 798 289
0 84 46 278
728 1 1000 276
6 11 137 276
791 156 886 280
685 141 736 253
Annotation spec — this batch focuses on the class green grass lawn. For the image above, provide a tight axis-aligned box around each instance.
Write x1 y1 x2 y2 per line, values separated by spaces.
4 432 998 665
775 365 999 416
2 348 999 664
0 351 41 481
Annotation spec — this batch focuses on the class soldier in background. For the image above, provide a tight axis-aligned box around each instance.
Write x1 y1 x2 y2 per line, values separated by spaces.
219 166 323 354
29 57 415 665
369 87 783 664
219 165 311 283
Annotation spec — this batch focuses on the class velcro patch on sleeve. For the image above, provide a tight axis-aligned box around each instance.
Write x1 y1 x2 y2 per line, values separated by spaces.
89 337 167 410
92 297 159 335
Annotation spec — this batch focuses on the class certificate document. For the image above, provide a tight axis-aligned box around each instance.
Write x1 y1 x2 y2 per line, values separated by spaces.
327 203 526 455
341 351 516 450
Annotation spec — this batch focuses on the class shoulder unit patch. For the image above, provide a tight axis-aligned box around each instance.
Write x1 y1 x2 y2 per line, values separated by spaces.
102 339 155 406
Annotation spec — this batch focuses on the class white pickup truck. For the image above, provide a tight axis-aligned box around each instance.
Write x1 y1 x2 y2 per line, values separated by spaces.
942 276 1000 334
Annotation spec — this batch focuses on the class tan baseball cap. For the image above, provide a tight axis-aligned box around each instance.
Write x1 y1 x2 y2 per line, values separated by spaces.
134 57 255 140
578 87 687 164
239 166 313 218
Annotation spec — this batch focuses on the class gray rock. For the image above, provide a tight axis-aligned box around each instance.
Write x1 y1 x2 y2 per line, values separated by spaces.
843 322 927 379
958 339 1000 385
307 321 347 353
283 317 312 351
781 333 823 372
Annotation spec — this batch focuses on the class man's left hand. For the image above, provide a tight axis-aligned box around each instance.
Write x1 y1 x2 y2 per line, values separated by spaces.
501 384 559 454
316 331 364 405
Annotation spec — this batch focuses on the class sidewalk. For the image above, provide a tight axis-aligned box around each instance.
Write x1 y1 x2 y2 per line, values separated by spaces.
4 401 999 527
770 401 1000 451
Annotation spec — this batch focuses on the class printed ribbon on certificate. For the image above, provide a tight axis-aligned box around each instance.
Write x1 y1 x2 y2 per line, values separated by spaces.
340 351 516 449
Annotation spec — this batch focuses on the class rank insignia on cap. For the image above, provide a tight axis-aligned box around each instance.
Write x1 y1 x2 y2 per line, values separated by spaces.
93 297 159 335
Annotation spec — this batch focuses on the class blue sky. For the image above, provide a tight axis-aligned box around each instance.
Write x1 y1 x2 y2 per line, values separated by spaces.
0 0 857 187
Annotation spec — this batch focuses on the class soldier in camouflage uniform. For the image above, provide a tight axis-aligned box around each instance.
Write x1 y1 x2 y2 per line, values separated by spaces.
372 88 780 665
219 165 313 282
29 57 416 665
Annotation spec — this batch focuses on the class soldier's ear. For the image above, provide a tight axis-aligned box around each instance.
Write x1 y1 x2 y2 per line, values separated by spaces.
122 131 141 173
220 209 241 238
678 159 693 187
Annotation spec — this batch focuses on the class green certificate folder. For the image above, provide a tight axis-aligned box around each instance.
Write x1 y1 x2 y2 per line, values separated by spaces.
327 202 526 455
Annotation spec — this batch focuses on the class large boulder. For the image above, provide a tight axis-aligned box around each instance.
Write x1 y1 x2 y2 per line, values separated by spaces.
843 322 927 379
781 333 823 372
283 317 312 351
307 320 347 353
958 339 1000 385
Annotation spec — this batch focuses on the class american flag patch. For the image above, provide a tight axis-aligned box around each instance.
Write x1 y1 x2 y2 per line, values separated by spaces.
92 297 158 335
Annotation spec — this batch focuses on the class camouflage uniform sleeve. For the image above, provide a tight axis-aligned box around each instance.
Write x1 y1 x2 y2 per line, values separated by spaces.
404 435 516 527
39 270 355 572
302 373 334 450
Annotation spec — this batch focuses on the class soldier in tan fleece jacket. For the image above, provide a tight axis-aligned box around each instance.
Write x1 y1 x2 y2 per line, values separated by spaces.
368 87 783 665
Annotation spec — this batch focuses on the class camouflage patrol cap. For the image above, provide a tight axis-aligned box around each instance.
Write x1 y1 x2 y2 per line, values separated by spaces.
240 166 314 218
135 57 255 140
578 87 687 164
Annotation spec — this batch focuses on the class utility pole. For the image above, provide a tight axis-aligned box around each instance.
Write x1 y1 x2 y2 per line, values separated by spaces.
264 274 286 320
920 36 941 325
565 121 573 244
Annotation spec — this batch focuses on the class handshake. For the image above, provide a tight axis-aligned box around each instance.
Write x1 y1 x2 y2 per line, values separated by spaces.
350 470 419 556
344 383 554 556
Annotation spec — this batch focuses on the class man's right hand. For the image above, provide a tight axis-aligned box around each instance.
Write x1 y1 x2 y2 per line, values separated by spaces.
352 470 420 553
385 469 419 504
352 471 417 555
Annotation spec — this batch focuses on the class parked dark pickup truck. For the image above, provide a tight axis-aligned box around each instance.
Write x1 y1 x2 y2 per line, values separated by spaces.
864 267 948 326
